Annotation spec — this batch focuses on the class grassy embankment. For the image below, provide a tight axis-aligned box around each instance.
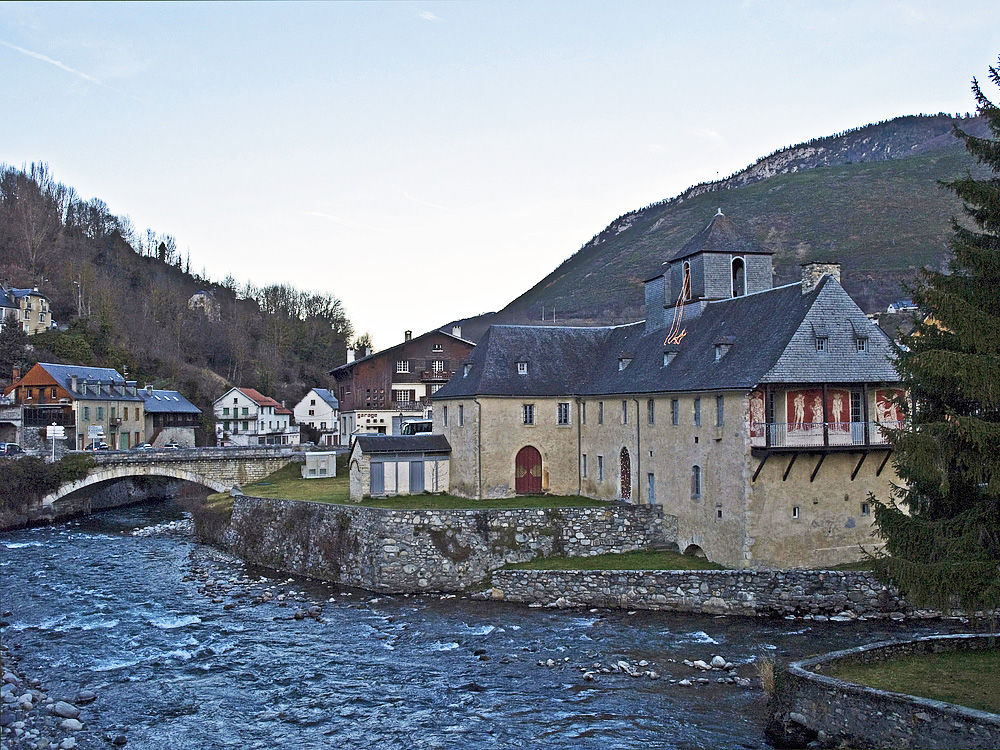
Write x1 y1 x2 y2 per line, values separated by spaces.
825 649 1000 714
206 461 609 510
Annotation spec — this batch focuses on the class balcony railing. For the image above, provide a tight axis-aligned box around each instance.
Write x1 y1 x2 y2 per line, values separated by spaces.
420 370 453 382
750 421 903 449
23 407 76 428
392 401 426 413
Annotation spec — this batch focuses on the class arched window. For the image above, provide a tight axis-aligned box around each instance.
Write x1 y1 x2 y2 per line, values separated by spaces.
620 447 631 500
683 261 692 301
732 257 746 297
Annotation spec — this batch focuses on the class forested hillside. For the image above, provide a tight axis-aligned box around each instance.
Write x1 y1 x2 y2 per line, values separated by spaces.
0 164 353 410
492 114 991 327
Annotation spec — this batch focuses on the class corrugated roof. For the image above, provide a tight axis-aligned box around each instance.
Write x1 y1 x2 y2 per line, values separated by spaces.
354 434 451 454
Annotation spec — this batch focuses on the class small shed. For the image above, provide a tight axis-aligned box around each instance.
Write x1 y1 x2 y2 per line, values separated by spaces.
349 434 451 501
301 451 338 479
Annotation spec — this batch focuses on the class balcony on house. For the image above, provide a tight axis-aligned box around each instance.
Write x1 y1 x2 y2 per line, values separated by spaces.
23 406 76 428
750 420 903 449
420 369 453 382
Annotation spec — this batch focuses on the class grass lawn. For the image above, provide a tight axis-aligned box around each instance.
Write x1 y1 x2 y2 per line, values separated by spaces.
825 649 1000 714
209 462 613 510
505 549 726 571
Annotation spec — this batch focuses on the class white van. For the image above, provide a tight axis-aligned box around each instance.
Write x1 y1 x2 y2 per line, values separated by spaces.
399 419 433 436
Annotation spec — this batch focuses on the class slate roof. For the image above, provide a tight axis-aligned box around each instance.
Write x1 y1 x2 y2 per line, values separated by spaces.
434 276 898 400
36 363 144 402
140 389 201 414
237 387 292 415
666 212 773 263
354 434 451 454
311 388 340 410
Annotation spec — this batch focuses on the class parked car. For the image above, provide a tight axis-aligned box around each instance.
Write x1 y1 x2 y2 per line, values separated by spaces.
0 443 24 457
162 442 182 449
134 443 154 451
84 441 110 451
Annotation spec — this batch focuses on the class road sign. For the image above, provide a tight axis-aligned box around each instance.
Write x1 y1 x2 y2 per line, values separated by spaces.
47 424 66 439
87 425 104 439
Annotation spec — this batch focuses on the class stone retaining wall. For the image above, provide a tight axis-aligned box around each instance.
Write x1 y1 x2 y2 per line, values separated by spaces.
224 497 675 592
774 635 1000 749
488 569 914 618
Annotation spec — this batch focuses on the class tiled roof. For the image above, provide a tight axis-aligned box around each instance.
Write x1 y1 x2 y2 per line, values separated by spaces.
237 387 292 415
354 434 451 454
140 389 201 414
666 212 773 263
434 276 899 400
36 363 144 402
311 388 340 410
329 327 475 375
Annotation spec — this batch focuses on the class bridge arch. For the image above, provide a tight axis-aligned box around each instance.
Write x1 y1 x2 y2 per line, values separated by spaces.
42 466 231 507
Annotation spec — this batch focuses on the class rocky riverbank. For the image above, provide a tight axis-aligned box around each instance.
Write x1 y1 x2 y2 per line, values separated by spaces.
0 635 124 750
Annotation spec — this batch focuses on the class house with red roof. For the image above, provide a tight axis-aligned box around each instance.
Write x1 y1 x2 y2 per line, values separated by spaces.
213 387 299 447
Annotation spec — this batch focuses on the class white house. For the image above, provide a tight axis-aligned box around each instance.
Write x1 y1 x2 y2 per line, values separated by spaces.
293 388 340 447
213 387 299 447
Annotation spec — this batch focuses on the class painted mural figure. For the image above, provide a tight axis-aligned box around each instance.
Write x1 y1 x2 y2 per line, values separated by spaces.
750 392 765 437
793 393 806 428
810 395 823 430
831 392 844 427
875 391 901 424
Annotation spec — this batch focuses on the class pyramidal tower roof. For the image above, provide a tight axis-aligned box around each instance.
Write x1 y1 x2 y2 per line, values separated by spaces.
667 209 773 263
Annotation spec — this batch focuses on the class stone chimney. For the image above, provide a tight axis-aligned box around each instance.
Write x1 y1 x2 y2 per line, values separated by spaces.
70 374 78 393
127 381 137 396
365 346 372 358
347 349 355 363
405 330 412 341
451 325 462 338
145 384 153 397
801 262 841 294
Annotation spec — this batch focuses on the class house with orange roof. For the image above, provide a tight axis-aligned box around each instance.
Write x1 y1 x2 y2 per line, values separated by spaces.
212 387 299 447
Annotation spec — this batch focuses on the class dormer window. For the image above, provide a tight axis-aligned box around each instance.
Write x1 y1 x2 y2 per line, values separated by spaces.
856 337 868 353
816 337 828 353
715 344 731 361
463 363 473 377
731 257 746 298
618 357 632 371
812 322 829 353
663 350 678 367
517 361 528 375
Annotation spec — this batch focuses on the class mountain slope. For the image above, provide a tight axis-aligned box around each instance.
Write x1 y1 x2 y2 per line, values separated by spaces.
494 114 988 327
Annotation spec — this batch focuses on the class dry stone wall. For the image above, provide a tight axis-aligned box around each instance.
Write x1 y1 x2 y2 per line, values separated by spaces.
224 497 674 592
774 635 1000 749
488 569 917 618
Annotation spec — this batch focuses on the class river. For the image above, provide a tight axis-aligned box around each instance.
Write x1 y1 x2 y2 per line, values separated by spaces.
0 498 963 749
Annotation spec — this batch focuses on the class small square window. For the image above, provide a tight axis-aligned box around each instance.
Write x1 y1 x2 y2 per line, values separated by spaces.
861 502 871 516
517 361 528 375
792 506 800 519
816 337 828 353
856 338 868 352
397 360 410 373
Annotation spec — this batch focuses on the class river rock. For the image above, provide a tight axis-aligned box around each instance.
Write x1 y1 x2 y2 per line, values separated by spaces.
52 701 80 719
691 660 711 671
710 655 726 668
75 690 97 705
60 718 84 731
113 734 128 745
60 738 77 750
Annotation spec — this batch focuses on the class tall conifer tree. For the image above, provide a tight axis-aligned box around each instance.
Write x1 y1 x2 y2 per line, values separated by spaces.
872 58 1000 613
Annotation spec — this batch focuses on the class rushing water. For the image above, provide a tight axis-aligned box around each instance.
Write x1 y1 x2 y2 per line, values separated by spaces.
0 499 963 749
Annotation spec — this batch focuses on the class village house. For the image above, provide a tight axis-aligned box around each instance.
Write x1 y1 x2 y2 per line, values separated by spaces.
329 327 475 444
4 363 146 450
292 388 340 446
139 386 201 447
0 285 56 335
213 387 299 446
432 212 903 569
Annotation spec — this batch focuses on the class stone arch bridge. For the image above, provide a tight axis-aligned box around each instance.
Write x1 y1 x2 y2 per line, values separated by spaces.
42 446 301 508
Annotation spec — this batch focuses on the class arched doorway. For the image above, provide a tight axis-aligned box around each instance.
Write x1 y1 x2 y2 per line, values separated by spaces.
620 447 631 500
515 446 542 494
684 544 707 559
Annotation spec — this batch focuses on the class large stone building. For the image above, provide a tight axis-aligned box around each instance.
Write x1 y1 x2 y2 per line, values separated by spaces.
432 213 903 569
329 327 475 444
0 285 55 335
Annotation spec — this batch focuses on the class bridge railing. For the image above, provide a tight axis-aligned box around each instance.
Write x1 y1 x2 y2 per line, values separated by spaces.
73 445 307 464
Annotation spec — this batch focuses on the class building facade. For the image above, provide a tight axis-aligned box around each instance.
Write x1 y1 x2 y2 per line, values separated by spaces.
213 387 299 446
4 363 146 450
139 387 202 447
433 213 902 569
0 285 55 335
330 327 475 444
292 388 340 446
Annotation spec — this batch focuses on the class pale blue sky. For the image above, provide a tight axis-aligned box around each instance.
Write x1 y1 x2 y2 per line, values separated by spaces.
2 1 997 348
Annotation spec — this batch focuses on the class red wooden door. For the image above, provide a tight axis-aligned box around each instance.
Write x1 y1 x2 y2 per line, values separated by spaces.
620 447 631 500
515 446 542 494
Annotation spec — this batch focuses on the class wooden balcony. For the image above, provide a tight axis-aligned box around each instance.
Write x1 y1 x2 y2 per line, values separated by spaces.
420 370 453 382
